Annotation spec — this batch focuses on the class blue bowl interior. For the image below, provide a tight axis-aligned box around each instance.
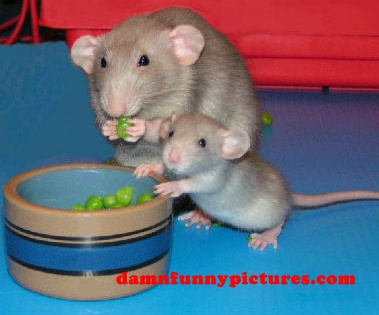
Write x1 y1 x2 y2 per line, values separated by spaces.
17 168 158 210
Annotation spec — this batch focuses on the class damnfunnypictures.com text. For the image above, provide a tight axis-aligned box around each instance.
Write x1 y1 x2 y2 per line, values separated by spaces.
116 271 355 288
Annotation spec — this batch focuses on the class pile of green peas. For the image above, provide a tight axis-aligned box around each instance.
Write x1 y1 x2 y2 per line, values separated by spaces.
72 186 154 211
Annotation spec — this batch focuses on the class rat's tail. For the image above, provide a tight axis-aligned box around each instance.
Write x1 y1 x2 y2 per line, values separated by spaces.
291 191 379 208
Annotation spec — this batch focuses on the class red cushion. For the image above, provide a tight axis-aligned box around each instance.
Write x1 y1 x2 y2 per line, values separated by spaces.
40 0 379 89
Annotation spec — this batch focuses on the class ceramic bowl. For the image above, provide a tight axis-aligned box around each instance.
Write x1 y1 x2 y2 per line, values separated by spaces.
3 163 172 300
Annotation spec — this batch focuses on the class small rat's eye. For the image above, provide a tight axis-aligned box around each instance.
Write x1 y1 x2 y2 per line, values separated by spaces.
138 55 150 67
168 130 174 138
198 138 206 148
100 57 108 68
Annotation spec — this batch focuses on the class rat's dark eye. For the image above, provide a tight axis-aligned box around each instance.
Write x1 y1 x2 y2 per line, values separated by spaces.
168 130 174 138
100 57 108 68
198 138 206 148
138 55 150 67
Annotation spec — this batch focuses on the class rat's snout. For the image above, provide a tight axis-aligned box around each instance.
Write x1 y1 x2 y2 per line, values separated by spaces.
102 80 131 117
168 147 182 165
107 99 127 117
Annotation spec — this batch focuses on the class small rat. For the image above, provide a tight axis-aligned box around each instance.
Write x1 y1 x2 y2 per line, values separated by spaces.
70 7 260 167
134 112 379 250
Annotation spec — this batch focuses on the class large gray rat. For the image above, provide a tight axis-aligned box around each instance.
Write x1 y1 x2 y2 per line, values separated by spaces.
134 112 379 250
70 7 260 167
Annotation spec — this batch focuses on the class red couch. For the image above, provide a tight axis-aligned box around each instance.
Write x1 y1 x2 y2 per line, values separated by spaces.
39 0 379 90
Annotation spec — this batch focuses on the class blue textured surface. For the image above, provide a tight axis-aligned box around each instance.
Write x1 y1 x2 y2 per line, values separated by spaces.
1 42 379 314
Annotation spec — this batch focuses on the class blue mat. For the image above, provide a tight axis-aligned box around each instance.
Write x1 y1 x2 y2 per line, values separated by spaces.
1 42 378 315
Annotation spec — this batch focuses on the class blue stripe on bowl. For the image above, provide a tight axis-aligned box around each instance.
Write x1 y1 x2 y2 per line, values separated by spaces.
6 224 170 248
6 226 172 274
8 251 169 276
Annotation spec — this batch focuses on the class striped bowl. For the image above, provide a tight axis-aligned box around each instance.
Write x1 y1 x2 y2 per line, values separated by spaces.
3 163 172 300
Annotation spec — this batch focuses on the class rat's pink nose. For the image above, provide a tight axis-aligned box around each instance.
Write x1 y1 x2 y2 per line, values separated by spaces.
107 102 126 117
107 92 129 117
169 149 181 165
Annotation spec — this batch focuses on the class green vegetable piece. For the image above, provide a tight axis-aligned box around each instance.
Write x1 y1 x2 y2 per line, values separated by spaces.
136 193 154 204
117 116 133 140
247 235 253 243
116 187 134 206
85 195 104 210
72 204 86 211
262 112 274 126
213 222 223 228
110 203 124 209
103 194 117 208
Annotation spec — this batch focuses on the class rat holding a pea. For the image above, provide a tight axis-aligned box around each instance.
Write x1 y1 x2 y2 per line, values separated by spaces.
134 112 379 250
70 7 260 167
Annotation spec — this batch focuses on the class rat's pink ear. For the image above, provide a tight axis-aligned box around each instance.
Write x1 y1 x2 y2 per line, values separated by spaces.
159 113 177 139
170 112 178 123
169 25 205 66
71 35 99 74
220 129 250 160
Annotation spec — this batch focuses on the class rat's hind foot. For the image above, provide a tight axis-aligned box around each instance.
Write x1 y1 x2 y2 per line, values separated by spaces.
248 221 284 251
178 209 212 230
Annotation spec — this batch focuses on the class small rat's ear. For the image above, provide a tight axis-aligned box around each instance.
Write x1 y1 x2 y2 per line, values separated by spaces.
220 129 250 160
159 113 177 139
71 35 99 74
169 25 205 66
170 112 178 123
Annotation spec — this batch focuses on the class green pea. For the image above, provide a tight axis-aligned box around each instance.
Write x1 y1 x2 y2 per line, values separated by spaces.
103 194 117 208
116 186 134 206
213 222 223 228
117 116 133 140
72 204 86 211
262 112 274 126
85 195 104 210
136 193 154 204
110 203 124 209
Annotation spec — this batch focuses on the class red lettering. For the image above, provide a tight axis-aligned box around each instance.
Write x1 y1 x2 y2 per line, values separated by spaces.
291 275 300 285
318 275 326 284
281 275 290 285
170 272 179 285
116 272 128 285
338 275 355 285
301 275 310 285
114 272 355 287
268 275 280 285
242 272 248 285
230 275 241 288
205 275 217 285
128 275 139 285
327 275 337 285
249 275 258 284
259 273 267 284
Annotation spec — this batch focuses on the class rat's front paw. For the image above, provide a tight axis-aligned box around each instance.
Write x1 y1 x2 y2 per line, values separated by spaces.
154 181 184 198
125 118 146 142
134 163 165 178
134 164 155 178
101 120 119 140
178 209 212 230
